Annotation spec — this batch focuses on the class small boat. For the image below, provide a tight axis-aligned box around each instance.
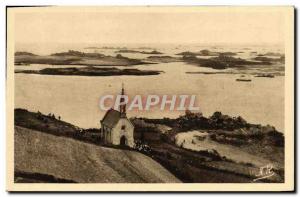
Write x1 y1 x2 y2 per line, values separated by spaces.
236 78 252 82
236 74 252 82
255 74 275 78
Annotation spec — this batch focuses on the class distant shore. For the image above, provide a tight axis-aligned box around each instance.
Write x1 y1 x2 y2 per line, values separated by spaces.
15 66 162 76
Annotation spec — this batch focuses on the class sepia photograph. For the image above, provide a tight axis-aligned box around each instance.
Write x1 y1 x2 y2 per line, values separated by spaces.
6 6 294 192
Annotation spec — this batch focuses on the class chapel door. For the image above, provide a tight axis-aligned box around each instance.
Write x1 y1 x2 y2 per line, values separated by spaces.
120 135 127 146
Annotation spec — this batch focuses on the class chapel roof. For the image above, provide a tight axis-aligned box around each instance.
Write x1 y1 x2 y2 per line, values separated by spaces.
101 109 121 128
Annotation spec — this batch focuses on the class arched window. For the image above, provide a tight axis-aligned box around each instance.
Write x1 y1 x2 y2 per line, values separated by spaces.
121 125 126 130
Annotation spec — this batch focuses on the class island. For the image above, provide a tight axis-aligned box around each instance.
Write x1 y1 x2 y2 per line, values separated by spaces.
15 66 162 76
146 56 182 63
255 74 275 78
257 52 284 57
140 49 280 70
84 46 128 50
176 49 237 57
253 56 285 63
115 49 163 55
181 53 273 69
15 50 153 66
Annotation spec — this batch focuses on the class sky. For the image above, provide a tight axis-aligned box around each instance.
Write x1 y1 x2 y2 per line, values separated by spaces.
12 7 286 45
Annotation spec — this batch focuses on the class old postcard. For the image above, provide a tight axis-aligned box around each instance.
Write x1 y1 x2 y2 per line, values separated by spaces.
6 6 294 191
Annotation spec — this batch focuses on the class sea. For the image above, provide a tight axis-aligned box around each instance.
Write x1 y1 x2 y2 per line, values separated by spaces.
14 43 285 132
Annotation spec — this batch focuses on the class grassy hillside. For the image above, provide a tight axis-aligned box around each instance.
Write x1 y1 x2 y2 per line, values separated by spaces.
15 126 180 183
14 108 102 145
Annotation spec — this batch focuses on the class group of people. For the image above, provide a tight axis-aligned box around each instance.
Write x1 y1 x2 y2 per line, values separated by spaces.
133 140 152 154
36 111 61 121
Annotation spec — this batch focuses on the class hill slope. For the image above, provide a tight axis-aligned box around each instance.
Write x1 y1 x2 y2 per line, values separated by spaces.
14 126 180 183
